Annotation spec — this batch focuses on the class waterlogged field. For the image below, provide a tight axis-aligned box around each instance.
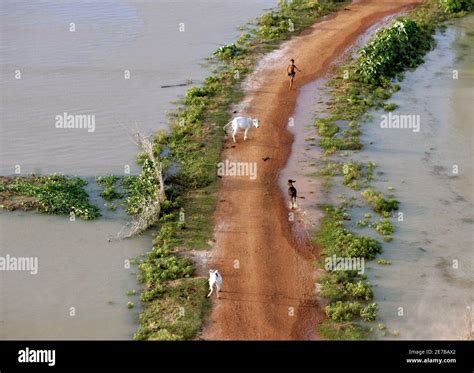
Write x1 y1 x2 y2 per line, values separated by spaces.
309 13 473 340
0 0 277 339
356 14 474 339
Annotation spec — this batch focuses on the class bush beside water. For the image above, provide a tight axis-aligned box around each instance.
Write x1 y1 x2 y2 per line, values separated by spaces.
315 0 471 339
0 175 100 220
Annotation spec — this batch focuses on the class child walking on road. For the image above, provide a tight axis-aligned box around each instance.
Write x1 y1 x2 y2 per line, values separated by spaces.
287 58 301 89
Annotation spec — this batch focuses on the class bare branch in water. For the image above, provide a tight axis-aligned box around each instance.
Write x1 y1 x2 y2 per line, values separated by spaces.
119 128 166 239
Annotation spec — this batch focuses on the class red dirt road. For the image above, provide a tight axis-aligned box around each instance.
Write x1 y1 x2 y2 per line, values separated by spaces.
201 0 423 340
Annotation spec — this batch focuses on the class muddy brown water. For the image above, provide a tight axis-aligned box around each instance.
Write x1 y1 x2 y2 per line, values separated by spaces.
0 0 276 339
358 15 474 340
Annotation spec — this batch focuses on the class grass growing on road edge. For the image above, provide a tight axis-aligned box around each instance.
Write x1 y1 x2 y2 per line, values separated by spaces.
133 219 211 340
314 0 471 339
132 0 350 340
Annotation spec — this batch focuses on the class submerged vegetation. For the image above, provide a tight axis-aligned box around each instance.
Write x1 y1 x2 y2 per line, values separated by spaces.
361 188 399 217
0 175 100 220
316 206 382 260
314 0 471 339
315 206 379 338
96 176 123 201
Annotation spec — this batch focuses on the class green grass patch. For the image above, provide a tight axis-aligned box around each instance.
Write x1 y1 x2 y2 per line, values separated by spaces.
319 137 362 151
356 213 372 228
315 205 382 260
134 278 210 340
316 118 340 137
371 218 394 241
174 184 218 250
0 175 100 220
383 102 398 111
361 188 399 217
317 320 373 340
320 271 373 303
439 0 472 14
325 301 378 322
342 162 363 189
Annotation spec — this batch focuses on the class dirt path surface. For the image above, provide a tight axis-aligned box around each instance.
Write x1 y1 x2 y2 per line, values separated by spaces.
201 0 423 340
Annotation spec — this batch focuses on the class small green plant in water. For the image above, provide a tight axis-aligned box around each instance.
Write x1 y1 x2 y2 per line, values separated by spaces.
213 43 246 61
0 175 100 220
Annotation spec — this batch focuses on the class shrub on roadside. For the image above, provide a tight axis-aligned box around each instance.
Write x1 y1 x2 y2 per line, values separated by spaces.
355 18 434 85
326 301 363 322
345 281 373 301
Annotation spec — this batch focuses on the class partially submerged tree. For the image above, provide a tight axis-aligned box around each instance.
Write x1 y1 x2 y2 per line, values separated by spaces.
120 130 166 238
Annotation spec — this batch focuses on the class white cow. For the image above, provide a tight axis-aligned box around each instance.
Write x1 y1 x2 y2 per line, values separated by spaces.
207 269 223 298
223 116 260 143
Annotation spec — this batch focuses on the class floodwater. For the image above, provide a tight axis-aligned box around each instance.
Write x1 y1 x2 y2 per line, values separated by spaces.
0 208 152 340
284 14 473 340
358 14 474 340
0 0 276 339
0 0 276 176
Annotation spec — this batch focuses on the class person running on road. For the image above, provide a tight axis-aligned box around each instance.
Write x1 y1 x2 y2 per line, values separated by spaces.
287 58 301 89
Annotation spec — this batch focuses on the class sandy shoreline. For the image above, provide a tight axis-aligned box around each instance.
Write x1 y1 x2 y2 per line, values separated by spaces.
201 0 423 340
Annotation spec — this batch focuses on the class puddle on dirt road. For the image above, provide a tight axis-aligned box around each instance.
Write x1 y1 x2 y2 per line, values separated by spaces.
279 79 326 234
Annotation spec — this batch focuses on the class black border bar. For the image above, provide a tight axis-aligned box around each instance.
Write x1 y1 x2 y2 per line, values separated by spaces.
0 340 473 372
